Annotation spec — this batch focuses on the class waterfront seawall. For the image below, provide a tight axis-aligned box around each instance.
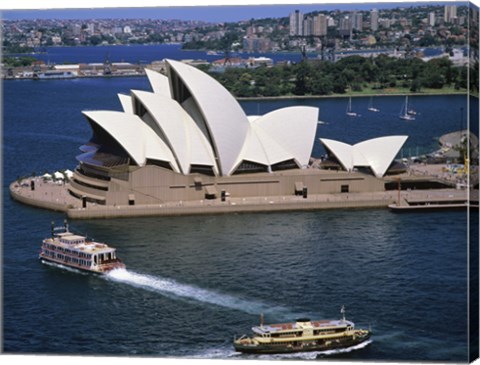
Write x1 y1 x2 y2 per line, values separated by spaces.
65 194 393 219
10 180 471 219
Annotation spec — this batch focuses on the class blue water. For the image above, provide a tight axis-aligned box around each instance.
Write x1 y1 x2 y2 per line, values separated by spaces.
21 44 448 66
2 76 476 361
23 43 306 65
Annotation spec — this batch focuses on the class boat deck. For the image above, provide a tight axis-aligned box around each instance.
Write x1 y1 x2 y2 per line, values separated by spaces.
253 319 352 334
44 237 115 254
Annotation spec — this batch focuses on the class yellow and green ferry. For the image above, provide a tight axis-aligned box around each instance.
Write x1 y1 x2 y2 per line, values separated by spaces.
234 306 371 354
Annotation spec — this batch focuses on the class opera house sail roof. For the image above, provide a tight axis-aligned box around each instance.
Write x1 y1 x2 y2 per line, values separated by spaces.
77 59 319 177
319 136 408 178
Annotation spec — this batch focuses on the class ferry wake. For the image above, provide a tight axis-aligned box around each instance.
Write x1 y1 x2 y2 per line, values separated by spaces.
40 220 125 274
234 306 371 354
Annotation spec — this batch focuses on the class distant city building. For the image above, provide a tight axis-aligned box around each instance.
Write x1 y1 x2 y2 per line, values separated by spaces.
428 11 436 26
246 26 255 36
379 18 392 29
71 24 81 36
303 16 313 36
123 26 132 34
51 36 62 45
352 12 363 31
371 9 379 31
399 18 409 27
86 23 95 36
313 14 328 36
289 10 304 36
339 15 352 37
444 5 457 23
243 36 271 52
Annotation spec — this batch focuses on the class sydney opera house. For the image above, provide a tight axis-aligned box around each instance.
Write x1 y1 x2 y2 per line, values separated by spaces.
11 59 412 217
65 59 409 208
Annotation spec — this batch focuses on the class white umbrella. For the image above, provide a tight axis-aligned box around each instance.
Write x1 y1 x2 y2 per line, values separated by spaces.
42 173 52 180
64 169 74 179
53 171 64 180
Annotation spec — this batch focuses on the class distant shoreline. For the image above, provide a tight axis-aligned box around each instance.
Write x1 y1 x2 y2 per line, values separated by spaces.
4 73 471 98
237 91 470 100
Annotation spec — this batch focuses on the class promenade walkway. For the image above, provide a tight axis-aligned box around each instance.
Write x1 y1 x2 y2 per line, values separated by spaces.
10 175 471 219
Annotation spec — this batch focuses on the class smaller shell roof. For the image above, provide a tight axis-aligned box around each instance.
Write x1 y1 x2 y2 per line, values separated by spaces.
118 94 133 114
320 136 408 177
320 138 355 171
83 111 179 172
355 136 408 177
145 68 171 98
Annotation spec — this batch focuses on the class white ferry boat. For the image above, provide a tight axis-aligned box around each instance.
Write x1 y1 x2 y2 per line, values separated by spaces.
40 220 125 274
234 306 371 354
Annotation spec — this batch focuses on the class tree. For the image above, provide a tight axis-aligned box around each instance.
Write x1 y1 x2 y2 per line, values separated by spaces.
422 68 445 88
89 35 102 46
332 76 347 94
310 76 333 95
410 79 422 92
293 62 312 95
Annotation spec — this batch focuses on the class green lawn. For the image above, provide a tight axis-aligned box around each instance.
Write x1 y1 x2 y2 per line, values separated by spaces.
344 85 468 97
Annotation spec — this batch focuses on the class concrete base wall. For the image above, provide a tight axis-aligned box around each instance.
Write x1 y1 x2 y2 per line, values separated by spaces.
66 195 393 219
74 164 386 206
10 178 470 220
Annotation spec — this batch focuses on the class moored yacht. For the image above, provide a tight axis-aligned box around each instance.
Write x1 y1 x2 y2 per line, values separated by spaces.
346 97 359 117
233 306 371 354
399 96 415 120
367 97 380 112
40 220 125 274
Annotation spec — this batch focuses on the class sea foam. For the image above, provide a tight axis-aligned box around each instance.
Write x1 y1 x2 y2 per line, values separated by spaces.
106 268 288 316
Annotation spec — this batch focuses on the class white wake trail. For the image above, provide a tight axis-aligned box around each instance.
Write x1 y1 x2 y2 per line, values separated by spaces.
106 268 286 315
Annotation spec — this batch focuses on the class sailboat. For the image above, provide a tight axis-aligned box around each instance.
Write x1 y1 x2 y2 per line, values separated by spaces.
399 96 415 121
407 98 417 115
346 97 358 117
367 96 380 112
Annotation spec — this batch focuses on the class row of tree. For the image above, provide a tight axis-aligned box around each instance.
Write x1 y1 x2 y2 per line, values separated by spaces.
203 55 474 98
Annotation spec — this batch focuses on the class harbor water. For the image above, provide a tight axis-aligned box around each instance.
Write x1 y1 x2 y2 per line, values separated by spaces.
17 43 447 65
3 75 477 361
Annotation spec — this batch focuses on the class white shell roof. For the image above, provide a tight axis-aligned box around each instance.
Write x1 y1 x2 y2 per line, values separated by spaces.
355 136 408 177
145 68 172 98
252 106 318 168
83 111 179 172
320 138 355 171
131 90 216 175
320 136 408 177
166 59 249 176
118 94 133 114
234 107 318 170
81 65 322 177
237 123 292 168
